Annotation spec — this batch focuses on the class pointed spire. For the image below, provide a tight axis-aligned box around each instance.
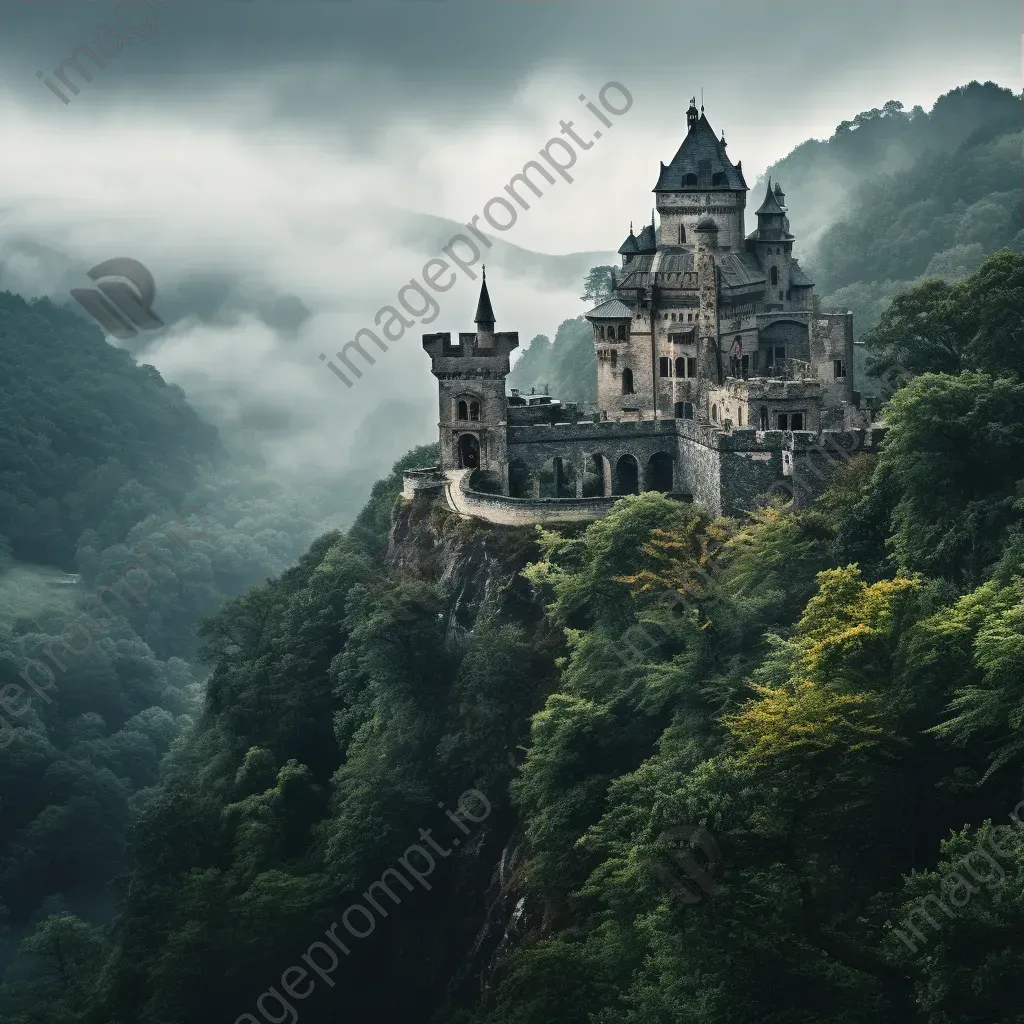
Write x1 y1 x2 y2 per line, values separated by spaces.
474 266 495 328
755 177 784 216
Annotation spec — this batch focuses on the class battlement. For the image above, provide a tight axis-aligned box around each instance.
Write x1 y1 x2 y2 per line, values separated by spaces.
422 330 519 372
718 377 823 401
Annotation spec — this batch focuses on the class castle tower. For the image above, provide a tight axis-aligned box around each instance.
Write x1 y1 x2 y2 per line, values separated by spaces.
751 178 795 310
422 269 518 491
653 100 748 251
694 216 724 415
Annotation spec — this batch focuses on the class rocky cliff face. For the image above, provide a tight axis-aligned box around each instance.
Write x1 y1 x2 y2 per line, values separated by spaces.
385 495 551 1005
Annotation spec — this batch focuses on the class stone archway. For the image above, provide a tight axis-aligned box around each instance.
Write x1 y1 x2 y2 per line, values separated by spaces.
645 451 674 493
614 454 639 495
583 454 612 497
457 433 480 469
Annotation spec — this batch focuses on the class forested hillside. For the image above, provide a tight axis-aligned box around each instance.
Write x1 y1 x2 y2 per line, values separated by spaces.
779 80 1022 336
507 316 598 404
11 250 1023 1023
0 295 346 988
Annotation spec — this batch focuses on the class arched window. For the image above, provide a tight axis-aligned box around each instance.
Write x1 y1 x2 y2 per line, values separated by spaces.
678 225 686 243
618 324 626 341
671 313 676 322
675 356 685 377
770 266 778 286
622 368 634 394
598 325 605 340
711 404 718 422
457 400 468 420
469 401 480 421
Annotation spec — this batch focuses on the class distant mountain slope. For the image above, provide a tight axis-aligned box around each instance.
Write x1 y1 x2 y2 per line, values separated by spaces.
0 291 221 565
758 81 1021 252
758 81 1022 347
0 205 616 334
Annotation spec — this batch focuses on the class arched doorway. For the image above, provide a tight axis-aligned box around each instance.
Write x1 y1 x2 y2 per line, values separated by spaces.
457 433 480 469
583 454 612 497
614 454 639 495
645 452 673 493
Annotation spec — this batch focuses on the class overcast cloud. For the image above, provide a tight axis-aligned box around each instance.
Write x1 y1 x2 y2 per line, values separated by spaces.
0 0 1019 494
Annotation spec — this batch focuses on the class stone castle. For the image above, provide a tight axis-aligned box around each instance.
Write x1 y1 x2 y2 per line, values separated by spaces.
404 100 881 525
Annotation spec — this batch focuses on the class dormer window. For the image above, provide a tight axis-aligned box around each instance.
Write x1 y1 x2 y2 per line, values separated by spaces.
684 173 698 186
711 171 727 186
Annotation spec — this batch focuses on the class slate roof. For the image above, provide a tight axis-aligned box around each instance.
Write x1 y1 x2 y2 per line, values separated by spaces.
755 179 785 216
790 260 814 287
718 252 767 288
654 113 748 193
618 230 639 255
474 273 495 324
585 298 633 320
636 223 657 253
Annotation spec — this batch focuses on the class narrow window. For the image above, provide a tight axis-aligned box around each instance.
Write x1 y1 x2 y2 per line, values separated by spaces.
457 400 468 420
679 225 686 243
770 266 778 286
675 356 685 377
469 401 480 421
618 324 626 341
622 368 634 394
671 313 677 322
687 357 697 377
759 406 768 429
684 402 694 419
741 354 750 377
598 325 604 340
791 412 804 430
738 407 744 426
777 413 789 431
711 404 718 422
659 357 670 377
611 350 617 368
674 401 685 418
833 359 846 378
779 290 784 301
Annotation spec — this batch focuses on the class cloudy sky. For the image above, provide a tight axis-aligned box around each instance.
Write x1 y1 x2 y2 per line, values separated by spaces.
0 0 1019 490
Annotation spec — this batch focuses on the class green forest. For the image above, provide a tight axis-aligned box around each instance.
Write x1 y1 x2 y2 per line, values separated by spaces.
0 80 1023 1024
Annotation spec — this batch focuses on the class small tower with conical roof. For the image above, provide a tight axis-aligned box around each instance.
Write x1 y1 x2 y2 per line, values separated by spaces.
421 269 518 490
751 179 795 309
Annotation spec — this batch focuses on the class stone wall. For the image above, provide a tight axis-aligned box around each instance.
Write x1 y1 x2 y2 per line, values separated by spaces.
810 312 855 422
451 478 621 526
